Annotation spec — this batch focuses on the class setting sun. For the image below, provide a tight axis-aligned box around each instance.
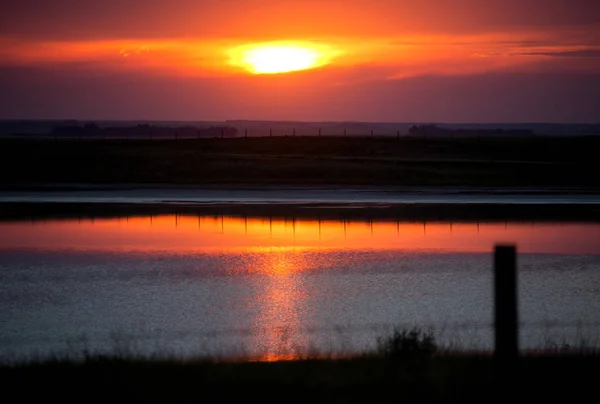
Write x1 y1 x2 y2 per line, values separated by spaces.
228 42 337 74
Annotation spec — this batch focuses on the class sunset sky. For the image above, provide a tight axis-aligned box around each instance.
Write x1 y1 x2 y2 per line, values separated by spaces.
1 0 599 122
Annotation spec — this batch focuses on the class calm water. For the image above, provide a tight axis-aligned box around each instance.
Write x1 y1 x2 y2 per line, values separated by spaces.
1 214 600 361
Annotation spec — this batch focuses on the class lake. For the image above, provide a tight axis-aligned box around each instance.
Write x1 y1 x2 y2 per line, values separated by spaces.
1 205 600 361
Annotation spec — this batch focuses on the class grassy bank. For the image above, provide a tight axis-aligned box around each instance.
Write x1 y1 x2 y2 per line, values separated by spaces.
1 136 600 187
3 327 599 402
2 353 598 403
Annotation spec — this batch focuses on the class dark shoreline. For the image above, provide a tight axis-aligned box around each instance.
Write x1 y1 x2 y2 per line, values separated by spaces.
2 136 600 187
2 354 598 403
2 201 599 222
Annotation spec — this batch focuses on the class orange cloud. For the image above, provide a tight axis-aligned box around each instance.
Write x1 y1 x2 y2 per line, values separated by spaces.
1 27 598 80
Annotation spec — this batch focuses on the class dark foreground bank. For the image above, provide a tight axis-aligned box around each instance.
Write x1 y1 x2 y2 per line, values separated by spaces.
2 354 598 403
2 136 600 187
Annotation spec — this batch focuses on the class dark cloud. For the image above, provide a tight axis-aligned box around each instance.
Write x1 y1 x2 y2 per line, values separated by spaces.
514 49 600 58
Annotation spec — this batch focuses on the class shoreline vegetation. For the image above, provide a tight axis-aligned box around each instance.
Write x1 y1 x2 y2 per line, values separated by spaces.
1 201 600 222
4 354 598 403
2 328 598 403
1 136 600 188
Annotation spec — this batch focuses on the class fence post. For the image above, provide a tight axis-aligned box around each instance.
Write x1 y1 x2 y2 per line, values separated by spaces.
493 245 519 388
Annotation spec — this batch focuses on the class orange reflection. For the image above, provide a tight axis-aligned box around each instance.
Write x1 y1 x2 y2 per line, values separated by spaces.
1 215 599 255
249 252 309 361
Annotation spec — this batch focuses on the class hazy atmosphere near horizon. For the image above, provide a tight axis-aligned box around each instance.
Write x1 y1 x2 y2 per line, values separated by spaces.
1 0 600 122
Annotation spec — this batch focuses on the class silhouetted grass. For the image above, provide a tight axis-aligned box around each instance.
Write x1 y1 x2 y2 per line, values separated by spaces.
2 350 598 403
2 329 599 403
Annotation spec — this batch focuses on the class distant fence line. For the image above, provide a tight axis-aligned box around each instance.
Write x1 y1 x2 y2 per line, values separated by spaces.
6 123 541 140
13 130 542 141
39 129 408 140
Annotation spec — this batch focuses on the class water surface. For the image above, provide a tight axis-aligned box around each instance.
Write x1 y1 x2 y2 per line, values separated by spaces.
1 215 599 361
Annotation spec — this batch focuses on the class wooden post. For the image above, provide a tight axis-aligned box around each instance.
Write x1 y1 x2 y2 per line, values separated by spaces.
344 128 347 137
397 130 400 139
494 245 519 384
371 129 374 138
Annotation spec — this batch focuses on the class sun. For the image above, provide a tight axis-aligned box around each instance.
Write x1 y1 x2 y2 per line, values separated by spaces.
228 41 337 74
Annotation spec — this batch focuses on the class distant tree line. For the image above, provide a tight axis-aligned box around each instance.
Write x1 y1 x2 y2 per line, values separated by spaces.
408 125 534 137
51 123 238 138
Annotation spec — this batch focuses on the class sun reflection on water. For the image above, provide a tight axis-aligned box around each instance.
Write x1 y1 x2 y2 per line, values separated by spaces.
248 251 311 361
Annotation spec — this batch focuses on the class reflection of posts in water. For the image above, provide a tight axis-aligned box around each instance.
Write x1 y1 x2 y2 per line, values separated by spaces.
318 219 322 241
493 245 519 388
